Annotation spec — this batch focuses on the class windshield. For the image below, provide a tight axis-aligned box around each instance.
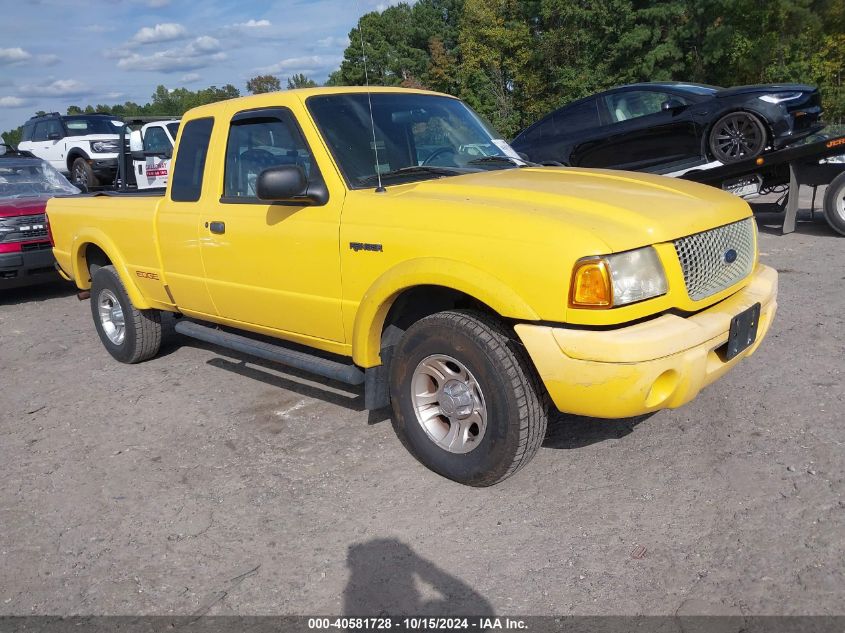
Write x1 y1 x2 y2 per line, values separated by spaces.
0 158 80 198
63 116 123 136
307 93 521 188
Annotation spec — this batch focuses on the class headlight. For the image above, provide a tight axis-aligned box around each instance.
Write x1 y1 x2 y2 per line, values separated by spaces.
91 140 120 153
759 92 802 104
570 247 668 309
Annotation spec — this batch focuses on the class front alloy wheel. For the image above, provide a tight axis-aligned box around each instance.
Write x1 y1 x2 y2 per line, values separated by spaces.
709 112 767 163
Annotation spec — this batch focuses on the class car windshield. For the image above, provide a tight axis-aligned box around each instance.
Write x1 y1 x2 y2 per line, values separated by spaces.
63 116 123 136
307 93 522 188
0 158 80 198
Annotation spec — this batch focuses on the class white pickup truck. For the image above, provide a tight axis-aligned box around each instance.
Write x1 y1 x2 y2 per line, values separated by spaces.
128 120 180 189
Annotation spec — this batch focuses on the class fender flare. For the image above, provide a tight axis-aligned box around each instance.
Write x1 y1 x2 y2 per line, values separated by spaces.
351 257 540 367
71 229 151 309
66 148 91 172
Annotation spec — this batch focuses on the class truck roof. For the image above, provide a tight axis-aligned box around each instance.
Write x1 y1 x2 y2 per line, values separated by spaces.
183 86 455 120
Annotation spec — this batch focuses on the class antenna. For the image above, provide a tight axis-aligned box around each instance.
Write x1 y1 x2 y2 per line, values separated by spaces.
355 0 385 193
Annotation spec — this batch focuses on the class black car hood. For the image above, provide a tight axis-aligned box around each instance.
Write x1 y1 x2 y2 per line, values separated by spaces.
715 83 816 98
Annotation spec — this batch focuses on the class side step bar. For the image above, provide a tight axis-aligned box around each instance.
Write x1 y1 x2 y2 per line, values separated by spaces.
174 320 365 386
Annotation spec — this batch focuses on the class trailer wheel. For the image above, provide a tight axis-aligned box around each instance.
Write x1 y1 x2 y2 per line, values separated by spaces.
708 112 767 164
822 172 845 236
389 310 549 487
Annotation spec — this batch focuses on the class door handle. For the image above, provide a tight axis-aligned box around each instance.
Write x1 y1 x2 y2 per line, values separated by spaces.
207 221 225 234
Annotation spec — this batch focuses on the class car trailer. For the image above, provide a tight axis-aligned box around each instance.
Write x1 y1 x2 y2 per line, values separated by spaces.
115 116 180 192
675 131 845 236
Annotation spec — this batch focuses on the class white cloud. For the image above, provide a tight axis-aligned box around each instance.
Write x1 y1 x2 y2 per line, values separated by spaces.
0 96 30 107
117 36 225 72
0 47 32 65
19 79 91 97
180 72 201 84
131 23 188 45
317 36 349 49
233 19 271 28
37 54 60 66
259 55 342 75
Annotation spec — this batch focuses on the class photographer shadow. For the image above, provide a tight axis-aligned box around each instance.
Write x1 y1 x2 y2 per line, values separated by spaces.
343 538 494 618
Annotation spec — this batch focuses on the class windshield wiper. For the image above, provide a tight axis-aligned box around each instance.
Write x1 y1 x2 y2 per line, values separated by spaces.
466 155 534 168
358 165 466 188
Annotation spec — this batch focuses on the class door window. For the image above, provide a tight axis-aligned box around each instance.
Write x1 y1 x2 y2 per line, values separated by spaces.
143 126 172 154
604 91 691 123
44 119 63 139
170 117 214 202
223 110 314 199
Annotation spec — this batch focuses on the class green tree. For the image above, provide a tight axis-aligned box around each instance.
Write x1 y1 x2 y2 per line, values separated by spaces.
286 73 318 89
247 74 282 94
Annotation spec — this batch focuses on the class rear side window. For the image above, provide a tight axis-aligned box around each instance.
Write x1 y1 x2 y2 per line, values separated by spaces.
171 117 213 202
554 100 601 133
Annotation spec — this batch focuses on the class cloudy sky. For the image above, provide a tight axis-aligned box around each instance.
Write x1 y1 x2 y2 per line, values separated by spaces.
0 0 401 134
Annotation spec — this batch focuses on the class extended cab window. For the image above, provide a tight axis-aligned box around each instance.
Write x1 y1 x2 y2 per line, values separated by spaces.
171 117 213 202
223 109 314 199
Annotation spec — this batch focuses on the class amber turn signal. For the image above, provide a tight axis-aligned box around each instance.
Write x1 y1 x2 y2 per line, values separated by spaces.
570 258 612 308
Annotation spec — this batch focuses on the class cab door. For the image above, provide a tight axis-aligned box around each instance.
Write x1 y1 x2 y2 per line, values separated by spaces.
198 106 345 343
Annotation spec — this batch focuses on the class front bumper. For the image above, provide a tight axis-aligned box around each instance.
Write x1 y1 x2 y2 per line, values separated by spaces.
90 157 118 179
516 264 778 419
0 244 58 289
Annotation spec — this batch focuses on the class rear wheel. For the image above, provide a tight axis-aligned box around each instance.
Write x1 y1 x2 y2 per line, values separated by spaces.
90 265 162 363
72 157 100 188
389 310 548 486
823 172 845 236
708 112 767 163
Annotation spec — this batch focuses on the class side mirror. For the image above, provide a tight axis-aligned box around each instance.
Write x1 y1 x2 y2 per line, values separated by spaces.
256 165 309 201
661 99 686 111
48 132 61 141
131 150 146 161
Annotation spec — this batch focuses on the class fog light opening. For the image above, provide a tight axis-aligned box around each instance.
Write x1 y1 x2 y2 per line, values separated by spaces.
646 369 680 408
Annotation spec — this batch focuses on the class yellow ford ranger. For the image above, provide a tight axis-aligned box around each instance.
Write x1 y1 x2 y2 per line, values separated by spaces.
47 87 778 486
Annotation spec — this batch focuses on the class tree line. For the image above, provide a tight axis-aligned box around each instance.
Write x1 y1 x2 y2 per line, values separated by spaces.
3 0 843 145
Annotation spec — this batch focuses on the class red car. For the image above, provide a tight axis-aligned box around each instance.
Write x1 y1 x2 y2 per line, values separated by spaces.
0 144 79 289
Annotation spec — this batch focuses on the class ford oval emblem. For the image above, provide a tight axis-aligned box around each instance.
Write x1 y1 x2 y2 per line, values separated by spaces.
724 248 738 264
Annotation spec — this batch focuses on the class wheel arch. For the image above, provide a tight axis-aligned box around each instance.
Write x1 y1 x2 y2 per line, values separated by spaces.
71 231 151 309
66 148 91 172
351 258 540 368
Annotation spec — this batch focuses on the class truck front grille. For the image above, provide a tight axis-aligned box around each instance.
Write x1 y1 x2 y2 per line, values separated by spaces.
0 214 48 243
673 218 755 301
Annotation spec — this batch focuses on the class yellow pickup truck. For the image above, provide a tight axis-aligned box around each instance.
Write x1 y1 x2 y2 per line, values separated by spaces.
47 87 778 486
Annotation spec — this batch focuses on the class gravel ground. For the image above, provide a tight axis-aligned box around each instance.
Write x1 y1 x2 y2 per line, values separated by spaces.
0 189 842 618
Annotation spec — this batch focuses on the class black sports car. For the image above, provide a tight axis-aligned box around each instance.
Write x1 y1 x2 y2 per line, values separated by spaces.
511 82 823 170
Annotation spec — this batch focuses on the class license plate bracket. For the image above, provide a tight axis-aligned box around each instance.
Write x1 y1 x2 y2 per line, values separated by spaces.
726 302 761 360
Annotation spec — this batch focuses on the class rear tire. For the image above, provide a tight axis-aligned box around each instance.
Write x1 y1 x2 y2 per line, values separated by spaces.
71 157 100 188
708 112 767 163
90 265 162 363
822 172 845 236
389 310 548 486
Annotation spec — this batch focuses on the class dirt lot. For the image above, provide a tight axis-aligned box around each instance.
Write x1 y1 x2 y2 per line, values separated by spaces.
0 191 843 618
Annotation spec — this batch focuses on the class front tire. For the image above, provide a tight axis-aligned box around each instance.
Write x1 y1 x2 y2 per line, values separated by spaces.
389 310 548 486
72 157 100 188
823 172 845 236
90 265 162 363
708 112 767 163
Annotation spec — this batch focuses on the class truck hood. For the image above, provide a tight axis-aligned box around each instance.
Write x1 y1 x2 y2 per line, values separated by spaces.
0 196 48 218
398 167 751 252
